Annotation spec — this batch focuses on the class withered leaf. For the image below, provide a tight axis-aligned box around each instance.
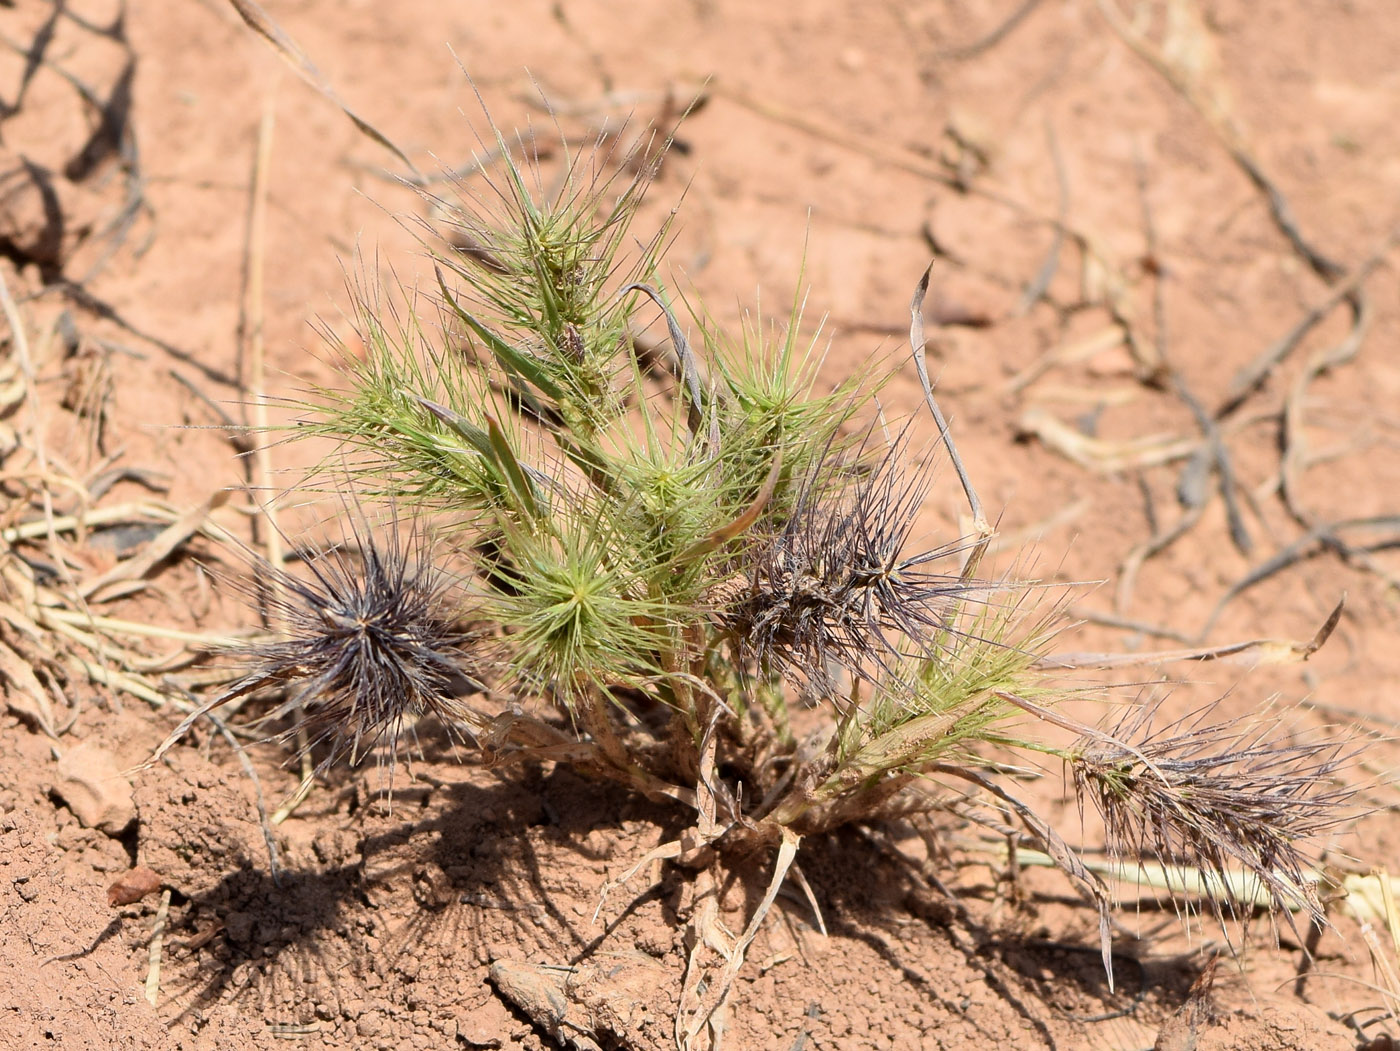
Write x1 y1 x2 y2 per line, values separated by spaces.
107 865 162 907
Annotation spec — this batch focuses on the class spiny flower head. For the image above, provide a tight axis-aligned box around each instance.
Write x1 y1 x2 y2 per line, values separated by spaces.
723 437 984 696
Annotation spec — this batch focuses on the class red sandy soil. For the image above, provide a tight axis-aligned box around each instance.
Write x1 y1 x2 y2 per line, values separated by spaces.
2 1 1399 1049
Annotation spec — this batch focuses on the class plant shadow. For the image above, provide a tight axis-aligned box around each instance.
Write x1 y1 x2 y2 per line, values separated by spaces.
160 757 688 1034
159 741 1199 1049
789 825 1198 1050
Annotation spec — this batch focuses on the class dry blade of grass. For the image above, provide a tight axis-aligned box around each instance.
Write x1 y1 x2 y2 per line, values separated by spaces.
34 607 244 649
222 0 419 177
1009 847 1321 911
911 263 988 538
0 498 242 545
1008 852 1400 1020
236 94 320 823
78 489 231 601
1356 869 1400 1024
144 887 172 1006
1044 596 1343 670
73 655 177 710
0 270 70 592
1004 324 1126 395
1019 405 1208 474
0 636 58 738
680 829 800 1049
0 279 244 724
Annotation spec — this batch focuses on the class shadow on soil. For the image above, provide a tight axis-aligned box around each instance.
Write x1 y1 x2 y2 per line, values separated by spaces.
797 827 1200 1050
163 762 687 1027
162 748 1207 1048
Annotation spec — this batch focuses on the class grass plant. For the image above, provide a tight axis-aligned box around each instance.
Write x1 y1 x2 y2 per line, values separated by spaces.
159 123 1358 1036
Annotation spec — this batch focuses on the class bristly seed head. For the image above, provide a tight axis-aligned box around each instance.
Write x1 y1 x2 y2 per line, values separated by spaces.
223 524 480 775
722 437 985 696
1069 702 1355 931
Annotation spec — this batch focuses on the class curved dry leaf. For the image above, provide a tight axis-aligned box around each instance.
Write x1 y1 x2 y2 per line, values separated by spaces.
107 865 163 907
0 638 56 738
1018 406 1198 474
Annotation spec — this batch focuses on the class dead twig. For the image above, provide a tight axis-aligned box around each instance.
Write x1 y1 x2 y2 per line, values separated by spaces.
1279 293 1373 527
710 83 959 191
1095 0 1343 282
1134 146 1251 553
1202 518 1400 639
1013 120 1068 317
938 0 1047 61
1216 226 1400 419
1049 596 1342 670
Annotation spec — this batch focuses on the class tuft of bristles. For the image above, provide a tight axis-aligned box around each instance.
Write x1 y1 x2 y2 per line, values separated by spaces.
723 437 985 697
1069 702 1355 932
156 523 481 776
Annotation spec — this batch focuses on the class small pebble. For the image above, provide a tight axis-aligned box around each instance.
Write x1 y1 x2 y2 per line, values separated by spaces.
54 742 135 835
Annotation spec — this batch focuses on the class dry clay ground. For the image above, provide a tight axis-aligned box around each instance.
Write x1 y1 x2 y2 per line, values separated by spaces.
2 1 1400 1049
